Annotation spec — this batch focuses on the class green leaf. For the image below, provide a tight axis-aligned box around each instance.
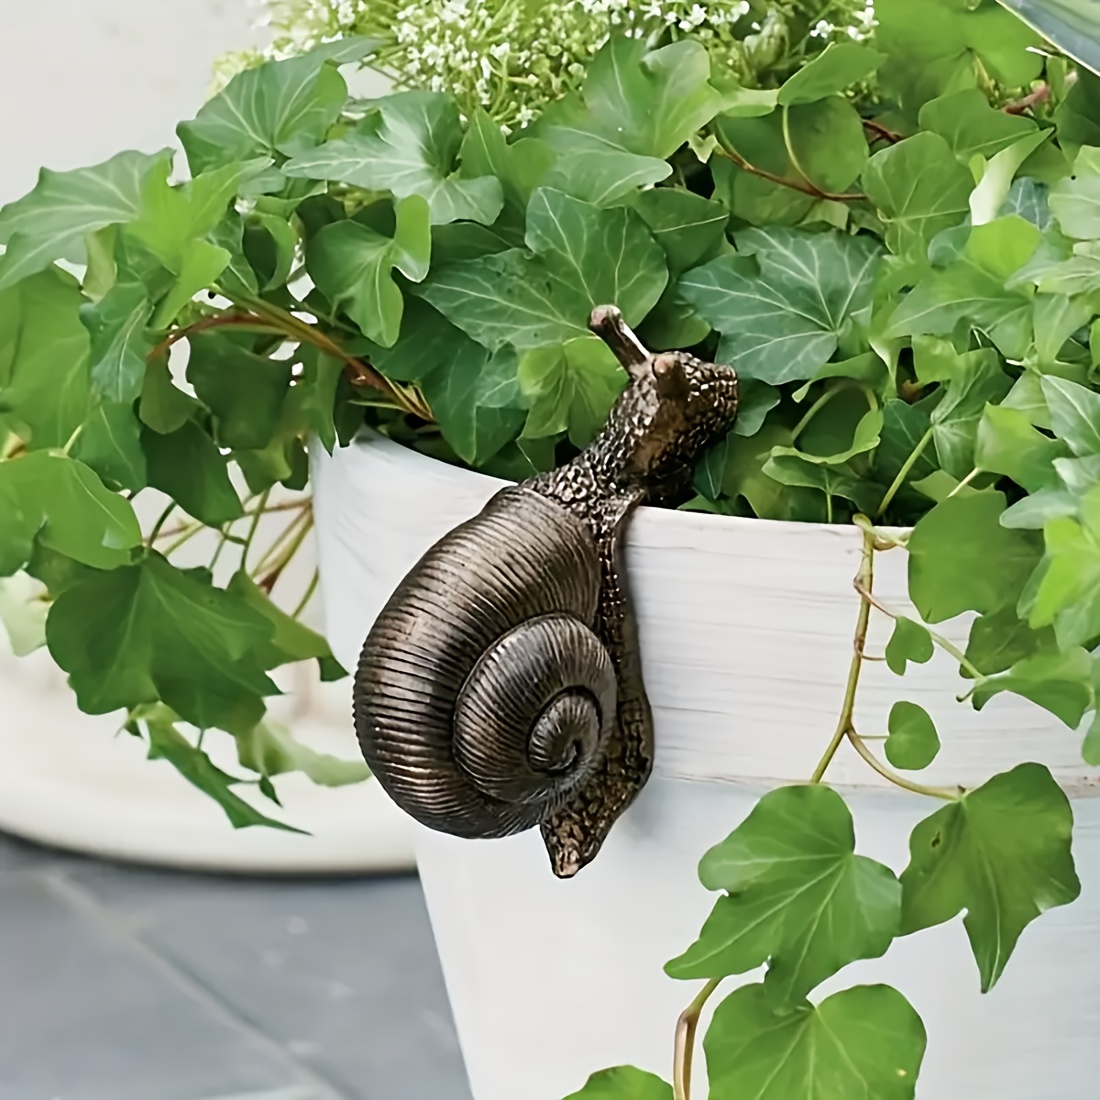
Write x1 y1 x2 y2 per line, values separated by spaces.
778 42 887 106
141 421 243 527
908 491 1042 623
0 269 91 449
918 89 1038 161
139 358 199 435
885 701 941 770
1025 493 1100 648
993 0 1100 80
1083 709 1100 765
885 616 935 676
283 91 504 226
704 983 926 1100
561 1066 672 1100
0 571 48 656
666 785 900 1006
144 712 300 832
976 404 1068 491
306 196 431 347
679 228 881 385
417 188 667 352
79 278 154 405
628 189 729 276
177 40 379 174
236 719 367 788
900 763 1080 991
47 553 279 733
0 452 141 576
72 402 148 492
1040 375 1100 456
1049 150 1100 239
458 110 554 217
784 97 871 195
544 36 723 161
518 337 625 448
0 149 172 291
887 217 1039 361
964 607 1052 677
863 132 974 263
971 646 1094 726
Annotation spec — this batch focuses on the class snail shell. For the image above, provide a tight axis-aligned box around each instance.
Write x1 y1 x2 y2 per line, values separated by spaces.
354 485 618 839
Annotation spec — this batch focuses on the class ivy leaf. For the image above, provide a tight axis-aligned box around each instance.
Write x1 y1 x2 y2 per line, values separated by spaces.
47 553 279 734
1049 147 1100 240
0 149 172 291
900 763 1080 991
72 402 148 493
863 132 974 263
760 453 879 513
458 110 554 217
908 492 1042 623
885 701 941 770
976 404 1069 491
1040 375 1100 456
177 40 379 175
518 337 626 448
226 570 344 676
306 195 431 346
0 269 91 448
544 36 723 161
704 983 926 1100
1024 491 1100 648
416 188 667 352
628 189 729 276
236 719 367 788
141 421 244 527
665 785 901 1007
679 228 881 384
283 91 504 226
963 607 1052 677
139 358 199 436
777 42 886 106
79 278 154 405
885 617 935 675
971 646 1094 726
887 217 1039 361
144 712 301 832
918 89 1038 161
0 452 141 576
562 1066 671 1100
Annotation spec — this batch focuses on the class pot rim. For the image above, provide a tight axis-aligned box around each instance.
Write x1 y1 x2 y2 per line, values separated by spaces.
348 428 913 541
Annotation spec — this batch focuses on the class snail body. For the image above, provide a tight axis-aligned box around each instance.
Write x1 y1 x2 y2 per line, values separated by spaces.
355 307 739 877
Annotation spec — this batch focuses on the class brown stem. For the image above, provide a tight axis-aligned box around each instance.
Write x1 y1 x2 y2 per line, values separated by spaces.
1003 84 1050 115
674 978 722 1100
862 118 903 144
146 313 278 365
713 143 867 203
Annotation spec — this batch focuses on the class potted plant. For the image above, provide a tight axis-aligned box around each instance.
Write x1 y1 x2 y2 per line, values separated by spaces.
0 2 417 875
2 0 1099 1096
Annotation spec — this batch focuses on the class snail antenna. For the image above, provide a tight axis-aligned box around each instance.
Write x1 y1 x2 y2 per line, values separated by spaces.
589 305 651 382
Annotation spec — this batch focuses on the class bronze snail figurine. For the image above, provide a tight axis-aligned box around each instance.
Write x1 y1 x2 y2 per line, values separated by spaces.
353 307 740 878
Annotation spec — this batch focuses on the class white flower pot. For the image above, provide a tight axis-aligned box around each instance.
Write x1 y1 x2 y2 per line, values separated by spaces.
312 430 1100 1100
0 1 415 875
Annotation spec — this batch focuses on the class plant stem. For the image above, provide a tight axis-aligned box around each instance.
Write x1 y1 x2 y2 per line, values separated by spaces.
674 978 722 1100
875 426 934 517
256 511 314 595
712 139 867 203
946 466 981 499
846 726 962 800
862 118 903 143
292 567 321 619
1003 83 1050 115
852 580 988 682
241 488 273 573
146 312 283 364
810 523 876 782
146 502 177 546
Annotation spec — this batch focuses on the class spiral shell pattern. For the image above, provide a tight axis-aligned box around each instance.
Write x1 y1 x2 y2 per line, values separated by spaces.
354 486 618 839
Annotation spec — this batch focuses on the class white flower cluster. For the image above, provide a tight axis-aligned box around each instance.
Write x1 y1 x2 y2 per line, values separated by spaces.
218 1 876 128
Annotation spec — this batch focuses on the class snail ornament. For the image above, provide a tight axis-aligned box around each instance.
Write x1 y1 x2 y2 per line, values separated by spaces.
354 307 739 878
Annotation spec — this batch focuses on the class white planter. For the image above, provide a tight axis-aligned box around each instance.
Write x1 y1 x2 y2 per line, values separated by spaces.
312 430 1100 1100
0 1 415 875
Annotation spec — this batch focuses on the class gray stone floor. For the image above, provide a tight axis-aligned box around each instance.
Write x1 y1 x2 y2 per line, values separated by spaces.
0 834 472 1100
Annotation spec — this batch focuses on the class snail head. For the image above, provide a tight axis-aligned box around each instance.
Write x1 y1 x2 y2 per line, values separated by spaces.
588 305 739 503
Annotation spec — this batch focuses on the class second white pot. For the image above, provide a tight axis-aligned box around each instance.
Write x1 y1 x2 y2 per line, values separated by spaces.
312 431 1099 1100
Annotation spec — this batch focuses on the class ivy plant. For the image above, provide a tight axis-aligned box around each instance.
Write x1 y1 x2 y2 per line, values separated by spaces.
1 0 1100 1095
